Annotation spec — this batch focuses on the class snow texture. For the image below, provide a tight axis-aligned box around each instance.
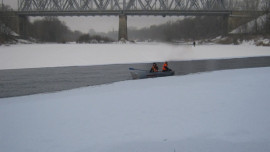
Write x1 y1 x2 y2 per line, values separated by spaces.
1 67 270 152
0 43 270 70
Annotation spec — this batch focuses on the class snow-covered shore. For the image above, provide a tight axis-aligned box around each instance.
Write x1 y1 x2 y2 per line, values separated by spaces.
0 43 270 70
1 67 270 152
1 43 270 152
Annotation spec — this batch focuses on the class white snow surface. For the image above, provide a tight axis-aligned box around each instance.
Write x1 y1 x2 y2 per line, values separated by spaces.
1 67 270 152
0 43 270 70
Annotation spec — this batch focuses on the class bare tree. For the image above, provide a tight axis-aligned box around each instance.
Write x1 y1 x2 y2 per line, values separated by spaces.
0 4 15 43
261 0 270 34
237 0 261 33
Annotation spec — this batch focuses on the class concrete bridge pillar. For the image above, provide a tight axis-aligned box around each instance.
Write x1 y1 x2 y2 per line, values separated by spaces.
118 14 128 41
17 15 28 38
223 15 229 35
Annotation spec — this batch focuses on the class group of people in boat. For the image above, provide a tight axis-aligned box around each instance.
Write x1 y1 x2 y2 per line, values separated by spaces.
150 62 172 73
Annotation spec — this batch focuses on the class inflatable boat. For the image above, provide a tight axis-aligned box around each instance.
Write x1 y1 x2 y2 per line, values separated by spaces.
129 68 175 79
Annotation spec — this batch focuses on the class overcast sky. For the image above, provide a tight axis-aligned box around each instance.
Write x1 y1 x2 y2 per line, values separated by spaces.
4 0 182 33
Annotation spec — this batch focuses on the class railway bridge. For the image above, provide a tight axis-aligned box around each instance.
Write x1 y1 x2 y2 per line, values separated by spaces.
10 0 263 40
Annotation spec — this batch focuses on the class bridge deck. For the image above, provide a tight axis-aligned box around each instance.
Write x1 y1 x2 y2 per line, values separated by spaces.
16 10 232 16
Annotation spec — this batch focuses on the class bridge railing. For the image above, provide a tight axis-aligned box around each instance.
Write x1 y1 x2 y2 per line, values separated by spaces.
18 0 226 12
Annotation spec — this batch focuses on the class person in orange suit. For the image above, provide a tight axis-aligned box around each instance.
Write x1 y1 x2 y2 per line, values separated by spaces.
162 61 171 72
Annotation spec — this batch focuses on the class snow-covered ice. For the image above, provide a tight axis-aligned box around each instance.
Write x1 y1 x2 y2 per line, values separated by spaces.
1 67 270 152
1 43 270 151
0 43 270 70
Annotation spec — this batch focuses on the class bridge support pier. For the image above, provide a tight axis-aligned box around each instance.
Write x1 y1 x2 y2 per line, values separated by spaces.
17 15 28 38
223 15 229 35
118 14 128 41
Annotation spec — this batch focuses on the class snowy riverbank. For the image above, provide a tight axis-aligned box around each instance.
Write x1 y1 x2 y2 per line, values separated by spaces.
0 43 270 70
1 43 270 152
1 67 270 152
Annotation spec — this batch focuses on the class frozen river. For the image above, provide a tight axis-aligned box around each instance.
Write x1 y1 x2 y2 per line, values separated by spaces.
1 56 270 98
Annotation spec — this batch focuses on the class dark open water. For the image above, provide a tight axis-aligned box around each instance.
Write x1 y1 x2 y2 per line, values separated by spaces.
1 56 270 98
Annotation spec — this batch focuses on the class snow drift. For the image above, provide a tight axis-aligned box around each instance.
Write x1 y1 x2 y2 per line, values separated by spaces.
0 67 270 152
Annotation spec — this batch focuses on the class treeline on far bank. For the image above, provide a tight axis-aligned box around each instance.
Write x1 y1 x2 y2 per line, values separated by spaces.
28 17 81 43
15 15 269 43
0 3 112 44
22 17 113 43
103 16 229 42
128 16 228 41
26 16 229 43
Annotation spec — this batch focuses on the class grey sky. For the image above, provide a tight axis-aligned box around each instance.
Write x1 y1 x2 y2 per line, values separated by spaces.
3 0 182 33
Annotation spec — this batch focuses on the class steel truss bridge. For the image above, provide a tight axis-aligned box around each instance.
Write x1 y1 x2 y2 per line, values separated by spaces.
16 0 235 40
17 0 230 16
